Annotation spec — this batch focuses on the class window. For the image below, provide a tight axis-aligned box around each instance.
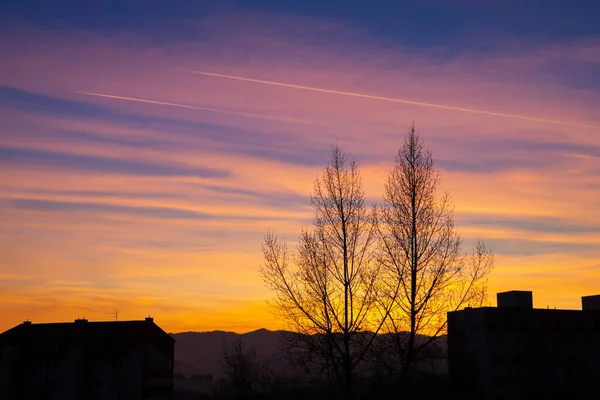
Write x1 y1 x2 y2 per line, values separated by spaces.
495 376 505 386
493 353 503 365
514 354 523 365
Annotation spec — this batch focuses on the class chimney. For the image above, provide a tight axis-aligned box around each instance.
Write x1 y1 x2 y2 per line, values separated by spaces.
23 320 32 325
74 318 88 323
497 290 533 309
145 316 154 323
582 295 600 311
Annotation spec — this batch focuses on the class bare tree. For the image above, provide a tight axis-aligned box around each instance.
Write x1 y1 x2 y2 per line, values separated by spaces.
260 145 394 399
222 337 272 397
377 124 494 382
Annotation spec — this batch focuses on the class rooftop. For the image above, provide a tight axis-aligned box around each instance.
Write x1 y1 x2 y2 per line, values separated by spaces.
0 318 175 347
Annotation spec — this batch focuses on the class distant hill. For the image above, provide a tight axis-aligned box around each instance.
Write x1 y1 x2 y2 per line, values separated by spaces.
170 329 446 379
171 329 285 378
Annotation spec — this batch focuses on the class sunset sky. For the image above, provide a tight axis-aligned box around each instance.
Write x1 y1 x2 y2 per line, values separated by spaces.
1 1 599 333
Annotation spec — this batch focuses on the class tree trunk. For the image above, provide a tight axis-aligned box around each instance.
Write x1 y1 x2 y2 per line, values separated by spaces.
403 143 419 384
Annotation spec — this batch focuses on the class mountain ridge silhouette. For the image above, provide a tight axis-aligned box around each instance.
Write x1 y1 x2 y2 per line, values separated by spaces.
171 328 446 379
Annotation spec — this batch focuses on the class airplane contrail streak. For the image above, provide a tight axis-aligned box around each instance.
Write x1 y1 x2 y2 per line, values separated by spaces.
192 71 599 130
74 91 314 124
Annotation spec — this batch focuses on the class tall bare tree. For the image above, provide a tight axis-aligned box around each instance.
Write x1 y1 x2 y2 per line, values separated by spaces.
260 145 393 399
377 125 494 381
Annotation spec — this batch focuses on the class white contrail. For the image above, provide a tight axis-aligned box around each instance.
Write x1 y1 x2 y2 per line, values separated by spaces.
74 91 314 124
192 71 600 130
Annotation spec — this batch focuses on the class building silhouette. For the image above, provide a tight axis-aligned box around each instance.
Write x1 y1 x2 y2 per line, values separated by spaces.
448 291 600 399
0 317 174 400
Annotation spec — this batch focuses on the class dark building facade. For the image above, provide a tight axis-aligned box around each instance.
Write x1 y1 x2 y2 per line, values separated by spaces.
448 291 600 399
0 317 174 400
